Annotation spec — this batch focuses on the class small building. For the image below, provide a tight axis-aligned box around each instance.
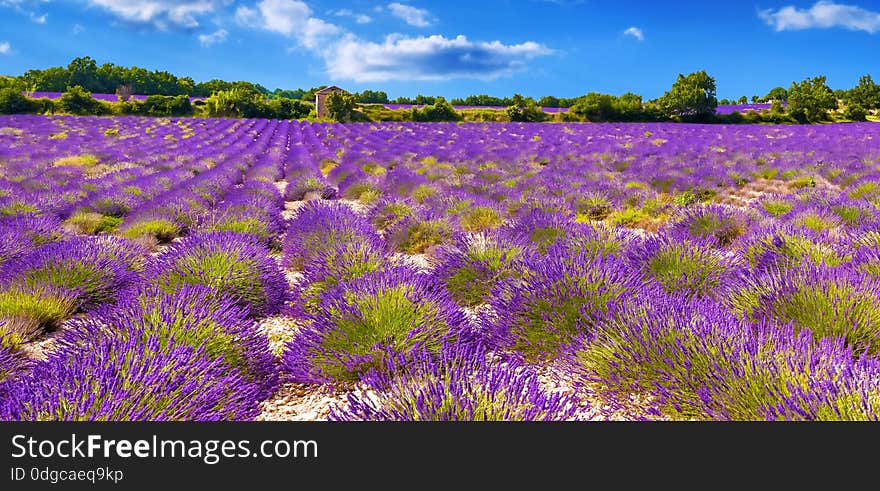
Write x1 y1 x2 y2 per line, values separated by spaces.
315 86 348 119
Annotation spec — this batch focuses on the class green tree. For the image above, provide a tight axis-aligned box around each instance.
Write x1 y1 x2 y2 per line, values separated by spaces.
787 75 836 123
58 85 108 115
843 103 868 122
0 88 37 114
764 86 788 102
506 94 547 122
410 97 461 121
848 75 880 110
326 91 359 121
659 70 717 120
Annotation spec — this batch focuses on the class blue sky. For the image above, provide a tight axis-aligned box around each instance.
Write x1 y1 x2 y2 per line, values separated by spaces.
1 0 879 99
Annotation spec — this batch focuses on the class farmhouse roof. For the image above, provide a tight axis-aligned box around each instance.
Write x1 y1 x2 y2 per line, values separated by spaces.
315 86 347 94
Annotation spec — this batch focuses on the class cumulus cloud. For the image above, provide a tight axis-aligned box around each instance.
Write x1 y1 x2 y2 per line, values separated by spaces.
236 0 340 49
199 28 228 46
326 34 552 82
82 0 227 30
623 26 643 40
388 2 432 27
0 41 11 54
332 8 372 24
759 1 880 33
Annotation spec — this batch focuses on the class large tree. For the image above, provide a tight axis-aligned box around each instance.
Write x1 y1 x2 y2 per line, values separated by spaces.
787 75 836 123
659 70 717 119
848 75 880 110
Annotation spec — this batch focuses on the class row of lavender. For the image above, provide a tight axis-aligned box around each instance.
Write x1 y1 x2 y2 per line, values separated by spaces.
2 115 880 420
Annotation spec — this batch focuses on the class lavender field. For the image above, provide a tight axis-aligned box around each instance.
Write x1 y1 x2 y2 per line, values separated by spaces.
1 114 880 421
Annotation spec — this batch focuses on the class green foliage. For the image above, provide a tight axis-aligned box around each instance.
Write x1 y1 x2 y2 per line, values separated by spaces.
63 210 122 235
646 243 730 297
457 206 504 232
121 218 180 243
326 91 359 122
570 92 646 122
0 88 37 114
410 97 462 122
390 219 452 254
787 75 837 123
847 74 880 110
506 94 548 122
843 103 868 122
659 70 718 120
58 86 110 115
0 287 79 347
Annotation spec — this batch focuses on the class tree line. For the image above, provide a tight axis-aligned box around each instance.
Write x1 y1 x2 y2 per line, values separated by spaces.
1 56 878 123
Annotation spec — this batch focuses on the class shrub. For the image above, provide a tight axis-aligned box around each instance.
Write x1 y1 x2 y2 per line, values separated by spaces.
282 267 470 383
331 344 578 421
386 217 453 255
489 251 646 360
725 263 880 355
296 241 390 313
0 89 37 114
62 285 278 399
368 198 418 231
2 332 261 421
742 226 849 272
119 216 180 243
1 237 145 311
285 176 336 201
147 232 287 317
456 205 504 232
58 86 109 115
63 210 123 235
569 294 880 420
0 285 79 347
667 204 751 247
628 236 744 298
283 201 384 270
433 233 532 308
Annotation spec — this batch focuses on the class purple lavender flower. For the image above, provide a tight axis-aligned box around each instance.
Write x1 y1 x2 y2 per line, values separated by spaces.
1 236 145 311
283 201 384 270
331 343 579 421
433 232 533 308
666 203 753 247
489 250 648 360
61 285 278 399
147 232 287 317
569 293 880 420
282 266 471 384
2 332 261 421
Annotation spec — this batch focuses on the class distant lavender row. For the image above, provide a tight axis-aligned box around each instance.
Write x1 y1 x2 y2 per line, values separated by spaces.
23 92 206 103
715 103 778 114
381 103 570 113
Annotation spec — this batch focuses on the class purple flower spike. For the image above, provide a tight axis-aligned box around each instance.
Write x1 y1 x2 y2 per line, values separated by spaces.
282 266 472 384
331 343 580 421
2 332 261 421
147 232 288 317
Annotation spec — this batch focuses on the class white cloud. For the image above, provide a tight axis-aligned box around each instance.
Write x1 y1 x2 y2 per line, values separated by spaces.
623 26 643 41
759 1 880 33
388 2 432 27
236 0 340 49
83 0 228 30
0 41 11 55
326 34 552 82
199 28 228 46
332 9 372 24
73 23 85 34
31 12 46 23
